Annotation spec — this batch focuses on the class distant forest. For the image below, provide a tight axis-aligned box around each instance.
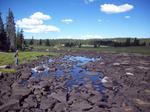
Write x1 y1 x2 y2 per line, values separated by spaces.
25 37 150 48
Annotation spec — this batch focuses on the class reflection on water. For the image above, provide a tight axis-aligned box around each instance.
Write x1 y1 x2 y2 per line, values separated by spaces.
31 55 104 92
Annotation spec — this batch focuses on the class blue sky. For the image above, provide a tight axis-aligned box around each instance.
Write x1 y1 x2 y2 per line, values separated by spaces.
0 0 150 39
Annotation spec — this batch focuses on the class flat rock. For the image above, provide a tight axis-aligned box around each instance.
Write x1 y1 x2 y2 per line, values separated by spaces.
0 99 19 111
71 101 92 111
40 96 56 110
12 87 31 100
53 103 67 112
50 91 67 103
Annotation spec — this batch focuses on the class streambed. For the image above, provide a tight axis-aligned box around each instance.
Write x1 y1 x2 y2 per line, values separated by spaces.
31 55 104 92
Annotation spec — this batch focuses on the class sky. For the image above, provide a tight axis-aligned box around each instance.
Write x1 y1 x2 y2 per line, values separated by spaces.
0 0 150 39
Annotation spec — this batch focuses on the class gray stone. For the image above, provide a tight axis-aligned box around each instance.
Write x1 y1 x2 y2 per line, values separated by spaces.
0 99 19 111
40 96 56 110
12 87 31 100
50 91 67 103
71 101 92 111
53 103 67 112
24 95 37 108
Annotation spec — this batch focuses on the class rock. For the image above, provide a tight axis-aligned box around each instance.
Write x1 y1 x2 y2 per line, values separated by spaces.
36 66 45 71
137 66 149 70
49 67 57 72
39 80 49 88
50 91 67 103
12 87 31 100
40 96 56 110
23 95 38 108
88 95 101 105
134 99 150 106
0 99 19 111
53 103 67 112
20 72 31 79
71 101 92 111
113 63 120 66
0 65 10 69
126 72 134 76
101 76 110 83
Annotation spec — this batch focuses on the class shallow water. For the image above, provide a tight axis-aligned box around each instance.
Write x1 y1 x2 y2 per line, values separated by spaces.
31 55 104 92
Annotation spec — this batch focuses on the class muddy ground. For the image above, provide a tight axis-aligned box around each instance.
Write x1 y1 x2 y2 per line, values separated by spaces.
0 51 150 112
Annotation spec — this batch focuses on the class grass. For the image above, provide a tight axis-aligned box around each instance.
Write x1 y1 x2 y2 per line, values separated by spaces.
31 45 150 55
65 46 150 55
0 51 58 66
0 68 16 74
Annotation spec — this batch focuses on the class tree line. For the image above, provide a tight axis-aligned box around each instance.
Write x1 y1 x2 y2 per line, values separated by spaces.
0 9 24 52
26 37 149 48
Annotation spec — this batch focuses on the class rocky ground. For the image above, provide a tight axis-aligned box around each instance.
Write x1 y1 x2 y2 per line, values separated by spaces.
0 51 150 112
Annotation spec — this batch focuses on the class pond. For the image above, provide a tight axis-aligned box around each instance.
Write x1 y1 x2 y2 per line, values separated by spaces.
31 55 104 92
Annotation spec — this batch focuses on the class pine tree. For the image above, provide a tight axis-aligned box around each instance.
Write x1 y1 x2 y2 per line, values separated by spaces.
20 29 24 50
133 38 140 46
39 39 42 45
29 36 34 45
0 12 8 51
125 38 131 46
45 39 50 46
6 9 16 51
16 29 24 50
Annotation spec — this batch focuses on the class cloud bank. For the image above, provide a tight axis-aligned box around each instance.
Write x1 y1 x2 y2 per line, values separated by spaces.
16 12 60 33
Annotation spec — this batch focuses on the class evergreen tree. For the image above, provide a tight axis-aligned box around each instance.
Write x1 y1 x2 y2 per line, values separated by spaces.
29 36 34 45
125 38 131 46
6 9 16 51
0 12 8 51
133 38 140 46
16 29 24 50
45 39 50 46
39 39 42 45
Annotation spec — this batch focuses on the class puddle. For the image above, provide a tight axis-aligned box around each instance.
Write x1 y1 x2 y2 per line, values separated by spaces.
31 55 104 92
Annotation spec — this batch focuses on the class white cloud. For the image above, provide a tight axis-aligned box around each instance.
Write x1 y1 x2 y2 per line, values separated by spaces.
100 4 134 14
61 19 74 24
84 0 96 4
16 12 60 33
125 15 131 19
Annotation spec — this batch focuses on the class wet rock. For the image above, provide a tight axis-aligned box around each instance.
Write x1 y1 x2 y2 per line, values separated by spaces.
49 67 57 72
